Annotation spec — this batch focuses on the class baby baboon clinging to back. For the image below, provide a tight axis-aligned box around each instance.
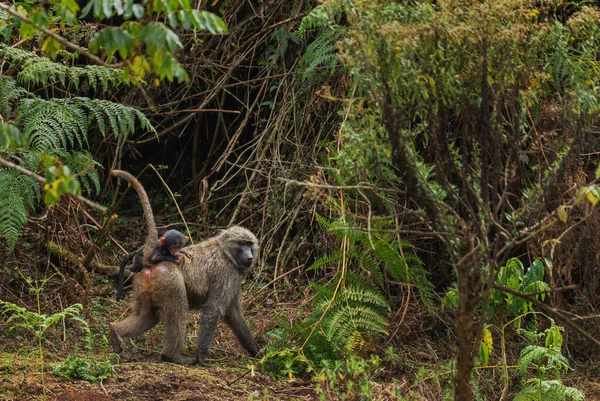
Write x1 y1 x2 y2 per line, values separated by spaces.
109 169 260 365
131 229 191 272
115 229 191 301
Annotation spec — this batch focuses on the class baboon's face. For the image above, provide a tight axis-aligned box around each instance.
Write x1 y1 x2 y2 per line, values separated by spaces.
235 242 255 269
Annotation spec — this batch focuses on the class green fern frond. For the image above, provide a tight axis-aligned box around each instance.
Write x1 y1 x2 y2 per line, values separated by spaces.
307 249 344 271
0 77 29 118
356 251 384 286
15 97 155 153
0 44 126 92
515 379 585 401
518 345 569 379
310 270 390 354
298 4 343 37
0 169 38 249
314 212 333 230
63 151 101 195
18 98 88 152
18 59 69 87
345 284 389 311
81 98 155 138
299 30 339 82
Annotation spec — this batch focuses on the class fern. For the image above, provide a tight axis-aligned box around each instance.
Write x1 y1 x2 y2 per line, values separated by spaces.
298 4 343 38
82 98 154 138
515 380 585 401
0 44 127 91
310 272 390 354
18 98 88 151
0 169 39 249
0 75 154 250
313 215 434 307
63 151 101 195
262 217 432 378
0 77 28 118
52 355 116 383
299 30 339 83
514 322 584 401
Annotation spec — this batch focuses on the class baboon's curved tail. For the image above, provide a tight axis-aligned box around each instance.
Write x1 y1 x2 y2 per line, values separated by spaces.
111 169 158 264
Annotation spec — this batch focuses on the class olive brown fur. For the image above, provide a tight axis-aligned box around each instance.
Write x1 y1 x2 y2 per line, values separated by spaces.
109 169 260 365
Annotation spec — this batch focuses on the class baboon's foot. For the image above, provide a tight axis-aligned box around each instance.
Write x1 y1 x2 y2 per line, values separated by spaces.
160 353 196 365
108 324 125 355
196 355 209 367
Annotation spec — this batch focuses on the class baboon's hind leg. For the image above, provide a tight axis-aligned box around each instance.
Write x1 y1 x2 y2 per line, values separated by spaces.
109 300 159 355
155 270 194 365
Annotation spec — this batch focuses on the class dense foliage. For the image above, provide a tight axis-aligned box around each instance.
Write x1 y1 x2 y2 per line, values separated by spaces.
2 0 600 400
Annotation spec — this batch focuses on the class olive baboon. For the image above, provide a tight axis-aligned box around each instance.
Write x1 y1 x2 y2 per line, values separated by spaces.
115 229 191 301
109 169 260 365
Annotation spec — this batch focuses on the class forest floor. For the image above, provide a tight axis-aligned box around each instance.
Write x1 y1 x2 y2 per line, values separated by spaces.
0 351 317 400
3 278 600 400
0 280 322 401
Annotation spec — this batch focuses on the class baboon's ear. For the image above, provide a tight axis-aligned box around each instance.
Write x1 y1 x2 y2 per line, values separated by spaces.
159 236 167 245
184 236 189 243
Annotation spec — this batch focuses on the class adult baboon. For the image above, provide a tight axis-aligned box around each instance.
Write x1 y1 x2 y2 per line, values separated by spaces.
109 170 259 365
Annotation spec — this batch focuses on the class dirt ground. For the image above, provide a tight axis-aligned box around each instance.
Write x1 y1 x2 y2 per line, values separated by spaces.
0 351 317 401
0 289 320 401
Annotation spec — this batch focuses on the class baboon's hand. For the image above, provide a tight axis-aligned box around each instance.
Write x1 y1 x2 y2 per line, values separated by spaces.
180 249 193 260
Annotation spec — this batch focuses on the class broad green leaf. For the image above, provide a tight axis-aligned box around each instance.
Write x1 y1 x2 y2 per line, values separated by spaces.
41 36 61 59
575 186 588 205
90 27 134 58
132 3 144 19
190 10 227 34
168 12 179 29
102 0 112 19
113 0 124 15
31 8 49 29
0 123 24 149
165 28 183 52
177 10 191 29
140 22 166 52
19 22 37 41
479 340 489 366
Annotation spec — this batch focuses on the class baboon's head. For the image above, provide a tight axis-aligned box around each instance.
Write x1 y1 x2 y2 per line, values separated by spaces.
219 226 259 274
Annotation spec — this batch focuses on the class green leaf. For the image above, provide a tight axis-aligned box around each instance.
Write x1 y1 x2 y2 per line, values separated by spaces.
177 10 191 29
132 3 144 19
140 22 166 52
557 205 567 223
41 36 61 59
165 28 183 52
167 12 179 29
587 186 599 206
190 10 227 34
479 338 489 366
0 123 24 149
89 27 134 58
102 0 112 19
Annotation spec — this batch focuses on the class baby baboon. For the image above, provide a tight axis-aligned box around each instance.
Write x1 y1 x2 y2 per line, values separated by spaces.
109 169 260 365
115 229 191 301
131 229 191 272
